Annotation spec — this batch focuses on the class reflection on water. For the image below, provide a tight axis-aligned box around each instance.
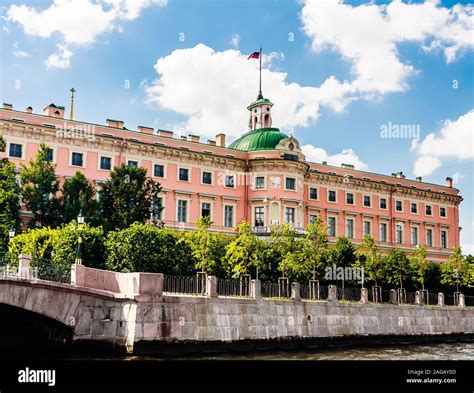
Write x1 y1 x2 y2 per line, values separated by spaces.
111 342 474 361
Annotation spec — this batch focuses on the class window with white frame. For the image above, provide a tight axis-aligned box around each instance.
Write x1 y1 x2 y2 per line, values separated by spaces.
285 207 295 224
363 195 371 207
379 198 387 209
255 176 265 189
178 168 189 182
177 200 187 222
426 228 433 247
379 223 387 242
8 143 22 158
425 205 432 216
151 196 163 221
396 224 403 244
328 190 337 202
327 216 336 237
411 227 418 245
346 219 354 239
127 160 138 168
410 203 418 214
346 193 354 205
309 187 318 200
363 220 371 236
225 175 234 188
202 171 212 185
224 205 234 227
154 164 164 178
201 202 211 217
440 207 447 218
395 200 403 212
71 152 84 167
285 177 296 190
440 230 447 248
254 206 265 227
99 156 111 170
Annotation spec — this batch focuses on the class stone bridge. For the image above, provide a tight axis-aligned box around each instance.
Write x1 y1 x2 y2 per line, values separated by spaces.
1 255 474 355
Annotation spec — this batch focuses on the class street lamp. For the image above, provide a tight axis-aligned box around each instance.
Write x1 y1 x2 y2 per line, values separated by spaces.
8 229 15 240
75 211 85 265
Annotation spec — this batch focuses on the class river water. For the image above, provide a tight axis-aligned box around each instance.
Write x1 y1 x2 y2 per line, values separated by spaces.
110 342 474 361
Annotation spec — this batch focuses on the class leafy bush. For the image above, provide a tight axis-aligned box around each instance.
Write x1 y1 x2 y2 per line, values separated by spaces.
105 223 195 274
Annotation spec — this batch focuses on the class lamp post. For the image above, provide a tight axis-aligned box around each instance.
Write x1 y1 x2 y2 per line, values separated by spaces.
75 211 85 265
8 228 15 256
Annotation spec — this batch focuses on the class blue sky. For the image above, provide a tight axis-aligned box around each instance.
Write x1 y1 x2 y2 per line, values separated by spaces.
0 0 473 252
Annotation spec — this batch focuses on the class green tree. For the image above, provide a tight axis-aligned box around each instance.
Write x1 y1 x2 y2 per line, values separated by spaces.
20 142 61 228
268 223 298 278
440 246 472 292
98 164 161 231
224 220 262 278
105 223 194 274
381 248 412 289
278 216 328 283
60 172 98 225
410 245 429 290
181 216 218 273
0 133 21 251
355 235 383 287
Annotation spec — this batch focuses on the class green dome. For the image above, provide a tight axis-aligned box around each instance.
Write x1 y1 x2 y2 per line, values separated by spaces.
228 128 288 151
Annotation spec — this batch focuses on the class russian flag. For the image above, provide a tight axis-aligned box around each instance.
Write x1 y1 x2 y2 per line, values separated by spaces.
247 51 260 60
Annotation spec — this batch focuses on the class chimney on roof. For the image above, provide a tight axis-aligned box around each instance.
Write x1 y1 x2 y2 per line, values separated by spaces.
3 103 13 110
445 177 453 188
43 103 65 118
395 171 405 179
216 133 226 147
322 161 327 165
341 163 354 169
106 119 124 129
189 134 199 143
208 140 216 146
138 126 154 135
25 106 33 114
158 129 173 138
416 176 422 182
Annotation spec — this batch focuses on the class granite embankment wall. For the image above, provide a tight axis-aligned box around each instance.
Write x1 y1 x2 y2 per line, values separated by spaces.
68 265 474 354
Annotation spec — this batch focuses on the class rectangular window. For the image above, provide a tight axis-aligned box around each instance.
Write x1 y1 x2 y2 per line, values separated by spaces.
179 168 189 182
440 207 446 217
426 228 433 247
45 148 53 162
309 214 318 223
346 219 354 239
225 175 234 188
202 171 212 185
309 187 318 200
255 176 265 189
380 198 387 209
285 177 296 190
395 200 403 212
379 223 387 242
425 205 432 216
224 206 234 227
411 227 418 245
285 207 295 224
346 193 354 205
177 200 187 223
100 156 111 170
440 230 447 248
254 206 265 227
127 160 138 168
363 195 371 207
71 152 83 167
363 221 371 236
411 203 418 214
327 217 336 237
328 190 337 202
154 164 164 178
9 143 22 158
396 224 403 244
201 202 211 218
151 197 163 221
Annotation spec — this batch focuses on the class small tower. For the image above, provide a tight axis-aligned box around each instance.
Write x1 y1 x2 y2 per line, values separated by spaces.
247 96 273 130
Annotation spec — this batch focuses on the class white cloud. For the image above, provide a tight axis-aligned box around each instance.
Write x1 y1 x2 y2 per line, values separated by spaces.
301 144 368 170
44 44 73 69
229 34 240 48
12 41 30 57
412 109 474 176
7 0 167 68
301 0 474 96
452 171 464 184
145 44 327 138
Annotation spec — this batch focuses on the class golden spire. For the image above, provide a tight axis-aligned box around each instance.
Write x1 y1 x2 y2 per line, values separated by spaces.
69 88 75 120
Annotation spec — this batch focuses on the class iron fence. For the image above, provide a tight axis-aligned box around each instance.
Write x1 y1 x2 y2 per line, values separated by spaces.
465 295 474 307
216 278 251 297
261 281 291 298
163 275 206 295
336 287 361 302
33 258 71 283
0 252 12 267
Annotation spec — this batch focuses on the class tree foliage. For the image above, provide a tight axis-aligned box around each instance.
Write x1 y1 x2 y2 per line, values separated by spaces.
381 248 412 289
410 245 429 290
0 133 20 251
355 235 383 286
440 246 472 290
98 164 161 231
20 142 61 228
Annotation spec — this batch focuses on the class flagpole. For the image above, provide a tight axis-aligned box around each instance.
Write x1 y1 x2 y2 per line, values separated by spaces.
258 46 262 99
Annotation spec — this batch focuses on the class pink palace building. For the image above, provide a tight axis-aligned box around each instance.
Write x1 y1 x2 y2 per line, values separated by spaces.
0 92 463 263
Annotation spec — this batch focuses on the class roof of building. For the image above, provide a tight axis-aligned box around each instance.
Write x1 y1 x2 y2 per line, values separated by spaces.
228 127 288 151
